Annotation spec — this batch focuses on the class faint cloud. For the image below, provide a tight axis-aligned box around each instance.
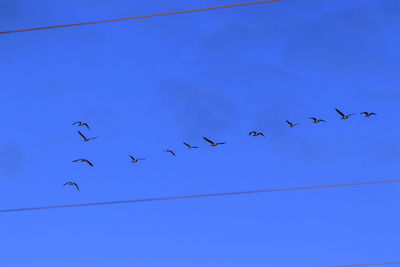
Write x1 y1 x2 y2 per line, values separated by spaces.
0 144 25 179
157 80 240 137
281 3 399 74
0 1 21 22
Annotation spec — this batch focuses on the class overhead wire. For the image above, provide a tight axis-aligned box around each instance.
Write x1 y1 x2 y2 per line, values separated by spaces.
325 261 400 267
0 0 282 35
1 179 399 213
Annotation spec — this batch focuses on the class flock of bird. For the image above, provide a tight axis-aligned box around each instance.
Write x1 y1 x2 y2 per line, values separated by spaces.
63 109 376 191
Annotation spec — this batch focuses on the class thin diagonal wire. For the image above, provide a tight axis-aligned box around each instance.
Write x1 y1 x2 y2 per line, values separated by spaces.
0 179 399 213
0 0 282 35
325 262 400 267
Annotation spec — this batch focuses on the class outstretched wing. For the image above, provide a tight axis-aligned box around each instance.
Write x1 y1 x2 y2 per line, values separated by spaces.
78 131 87 140
137 158 145 160
170 151 176 156
360 112 368 115
319 120 326 122
72 159 80 162
183 142 190 147
72 121 80 125
84 159 93 166
128 154 135 161
286 120 293 126
84 123 90 129
74 183 80 191
63 182 69 186
203 137 214 144
310 117 317 121
249 131 255 135
370 113 377 115
259 133 265 136
335 108 345 117
88 137 97 140
216 142 226 145
192 146 199 148
347 113 355 117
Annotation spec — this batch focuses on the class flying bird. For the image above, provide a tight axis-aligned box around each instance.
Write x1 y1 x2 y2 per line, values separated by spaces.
73 121 90 129
335 108 354 119
78 131 97 142
249 131 265 137
72 159 93 166
286 120 299 128
203 137 226 146
128 154 145 163
164 150 176 156
361 112 377 117
310 117 326 123
63 182 80 191
184 143 198 149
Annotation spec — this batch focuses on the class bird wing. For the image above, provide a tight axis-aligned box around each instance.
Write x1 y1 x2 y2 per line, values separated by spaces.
170 151 176 156
88 137 97 140
371 113 377 115
85 160 93 166
286 120 293 126
347 113 355 117
310 117 317 121
361 112 368 115
183 142 190 147
259 133 265 136
203 137 214 144
84 123 90 129
335 109 345 117
216 142 226 145
320 120 326 122
128 154 135 161
192 146 199 148
72 121 80 125
249 131 255 135
138 158 145 160
63 182 69 186
72 159 80 162
78 131 87 140
74 183 80 191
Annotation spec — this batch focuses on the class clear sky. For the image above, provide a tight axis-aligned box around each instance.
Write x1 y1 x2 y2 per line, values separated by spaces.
0 0 399 266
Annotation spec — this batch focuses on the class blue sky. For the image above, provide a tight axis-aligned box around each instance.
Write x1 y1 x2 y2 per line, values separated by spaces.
1 0 399 266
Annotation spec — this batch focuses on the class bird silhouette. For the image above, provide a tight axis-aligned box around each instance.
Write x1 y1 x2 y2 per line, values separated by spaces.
164 150 176 156
78 131 97 142
286 120 299 128
203 137 226 146
361 112 377 117
184 143 198 149
310 117 326 123
72 159 93 166
63 182 79 191
249 131 265 137
128 154 145 163
335 108 354 119
73 121 90 129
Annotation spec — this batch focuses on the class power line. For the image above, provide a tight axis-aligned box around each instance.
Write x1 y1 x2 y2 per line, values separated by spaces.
1 179 399 214
325 262 400 267
0 0 282 35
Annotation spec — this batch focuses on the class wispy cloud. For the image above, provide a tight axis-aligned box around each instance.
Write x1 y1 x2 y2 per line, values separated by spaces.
157 80 240 137
0 144 25 179
282 2 400 74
